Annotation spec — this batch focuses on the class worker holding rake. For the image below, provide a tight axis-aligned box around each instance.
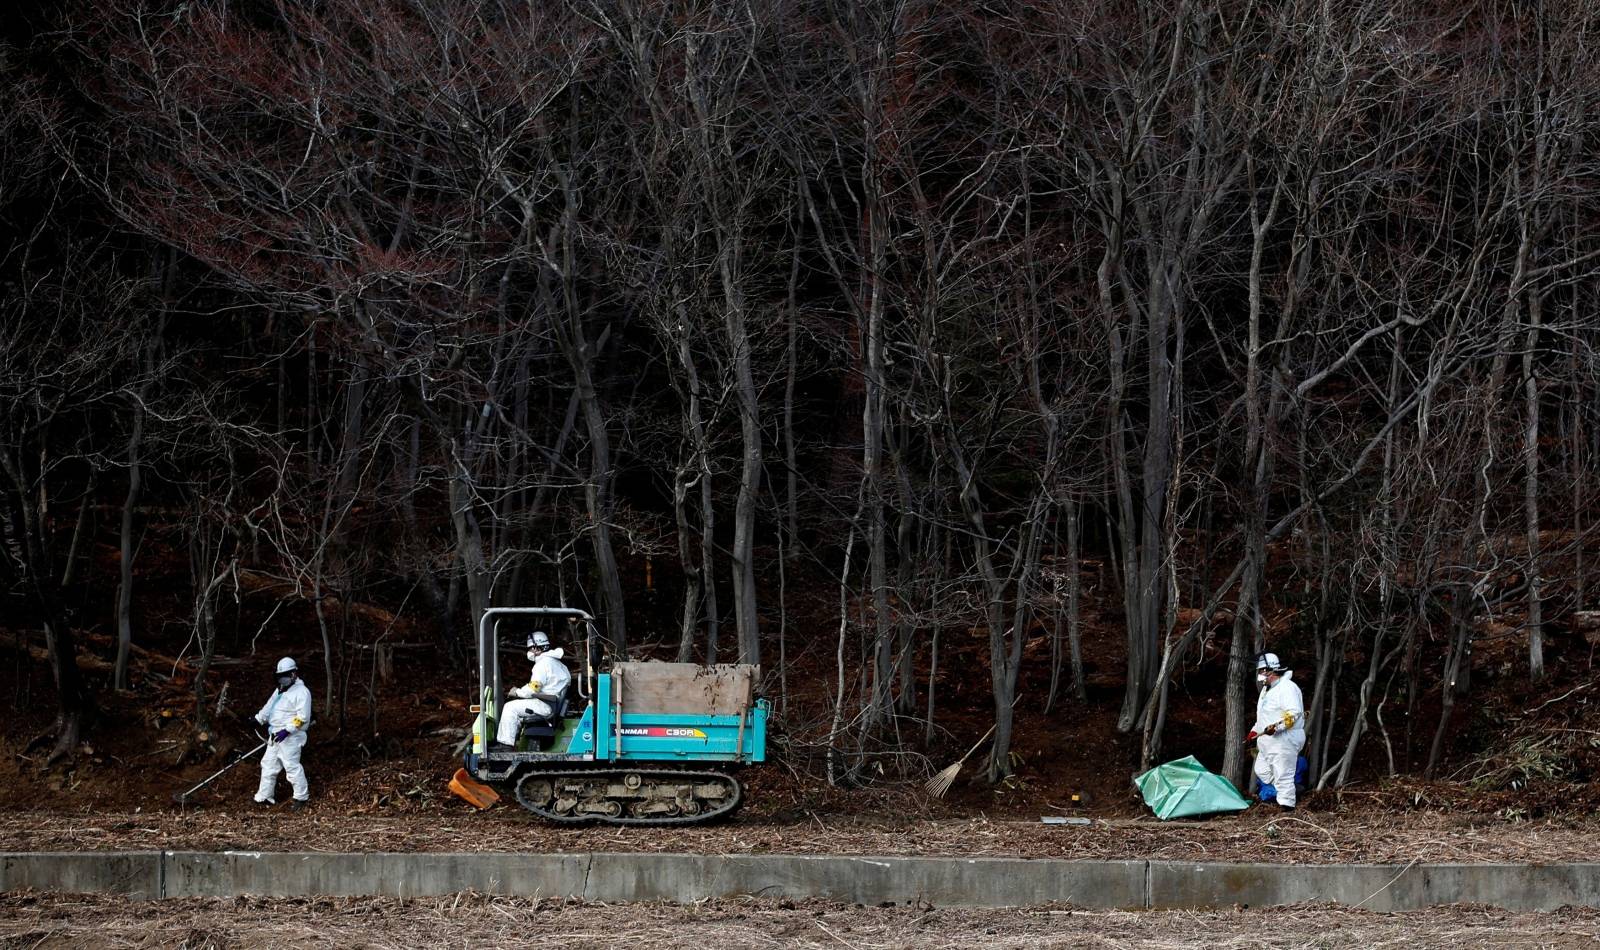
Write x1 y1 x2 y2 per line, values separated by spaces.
253 657 313 811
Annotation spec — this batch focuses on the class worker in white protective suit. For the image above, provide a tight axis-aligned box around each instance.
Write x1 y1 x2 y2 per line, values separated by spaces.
254 657 313 810
1249 652 1305 810
494 631 572 748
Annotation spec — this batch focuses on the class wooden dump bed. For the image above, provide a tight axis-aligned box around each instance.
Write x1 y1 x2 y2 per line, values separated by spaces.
611 662 758 717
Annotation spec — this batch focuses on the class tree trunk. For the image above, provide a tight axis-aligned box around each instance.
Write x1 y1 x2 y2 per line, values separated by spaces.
888 417 920 718
575 358 628 657
672 464 703 664
448 458 491 637
724 280 763 668
0 445 86 766
862 361 891 730
38 616 85 766
544 169 627 656
827 516 860 787
114 405 144 691
1222 168 1285 789
925 526 951 745
1221 580 1259 791
1426 588 1475 777
116 303 165 691
1065 499 1086 703
1570 332 1587 620
784 205 801 559
1522 292 1545 680
188 523 228 736
699 467 719 665
671 325 714 663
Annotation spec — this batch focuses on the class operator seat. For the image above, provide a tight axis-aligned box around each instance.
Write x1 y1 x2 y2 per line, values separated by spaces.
514 687 570 749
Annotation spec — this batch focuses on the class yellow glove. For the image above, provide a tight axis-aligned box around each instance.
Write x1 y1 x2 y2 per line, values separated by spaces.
529 681 543 693
1281 711 1297 729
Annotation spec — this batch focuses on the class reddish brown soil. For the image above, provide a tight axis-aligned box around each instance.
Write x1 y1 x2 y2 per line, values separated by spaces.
5 533 1598 839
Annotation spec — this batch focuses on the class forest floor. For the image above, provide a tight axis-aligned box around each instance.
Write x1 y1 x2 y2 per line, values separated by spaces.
4 893 1599 949
5 658 1599 866
5 539 1599 867
4 636 1599 866
2 793 1598 864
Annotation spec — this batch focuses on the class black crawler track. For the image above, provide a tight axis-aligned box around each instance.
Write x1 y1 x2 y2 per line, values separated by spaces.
512 765 743 826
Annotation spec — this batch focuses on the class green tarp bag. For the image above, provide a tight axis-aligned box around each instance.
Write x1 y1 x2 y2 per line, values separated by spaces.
1134 755 1250 820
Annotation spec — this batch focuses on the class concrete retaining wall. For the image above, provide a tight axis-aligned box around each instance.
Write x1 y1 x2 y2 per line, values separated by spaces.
1 852 162 900
4 851 1599 911
1149 861 1600 912
164 851 592 900
582 853 1146 907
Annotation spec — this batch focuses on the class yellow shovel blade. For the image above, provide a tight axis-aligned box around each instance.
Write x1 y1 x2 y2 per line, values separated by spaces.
448 768 500 810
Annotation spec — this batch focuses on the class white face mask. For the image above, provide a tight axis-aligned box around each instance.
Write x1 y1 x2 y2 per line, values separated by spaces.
526 649 542 662
1255 672 1268 686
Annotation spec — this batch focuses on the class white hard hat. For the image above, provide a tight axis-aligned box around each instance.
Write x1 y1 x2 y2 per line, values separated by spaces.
527 631 551 649
1256 652 1284 673
276 657 298 675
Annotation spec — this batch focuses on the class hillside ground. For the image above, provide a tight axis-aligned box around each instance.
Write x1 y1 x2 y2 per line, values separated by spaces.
3 533 1598 845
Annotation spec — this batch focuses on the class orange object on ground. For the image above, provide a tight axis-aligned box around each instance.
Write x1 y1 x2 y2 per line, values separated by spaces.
448 768 500 809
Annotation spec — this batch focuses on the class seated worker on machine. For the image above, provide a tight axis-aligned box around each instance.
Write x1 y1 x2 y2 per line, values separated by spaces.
493 631 571 750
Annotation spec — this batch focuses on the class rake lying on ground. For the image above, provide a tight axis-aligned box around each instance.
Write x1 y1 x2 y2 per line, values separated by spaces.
923 724 998 799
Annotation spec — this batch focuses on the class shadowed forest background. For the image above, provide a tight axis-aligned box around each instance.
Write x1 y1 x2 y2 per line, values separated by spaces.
2 0 1599 808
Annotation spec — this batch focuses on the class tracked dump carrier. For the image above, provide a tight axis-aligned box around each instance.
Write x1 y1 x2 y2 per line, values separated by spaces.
464 608 767 825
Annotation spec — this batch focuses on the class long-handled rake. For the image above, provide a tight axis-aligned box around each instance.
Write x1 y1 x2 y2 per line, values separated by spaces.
172 737 268 805
924 723 998 799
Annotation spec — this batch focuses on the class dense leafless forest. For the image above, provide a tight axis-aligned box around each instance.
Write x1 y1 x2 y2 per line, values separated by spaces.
2 0 1598 796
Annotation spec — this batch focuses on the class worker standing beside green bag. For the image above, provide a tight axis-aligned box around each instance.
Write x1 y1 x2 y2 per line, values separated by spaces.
1136 649 1307 819
1248 652 1306 811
